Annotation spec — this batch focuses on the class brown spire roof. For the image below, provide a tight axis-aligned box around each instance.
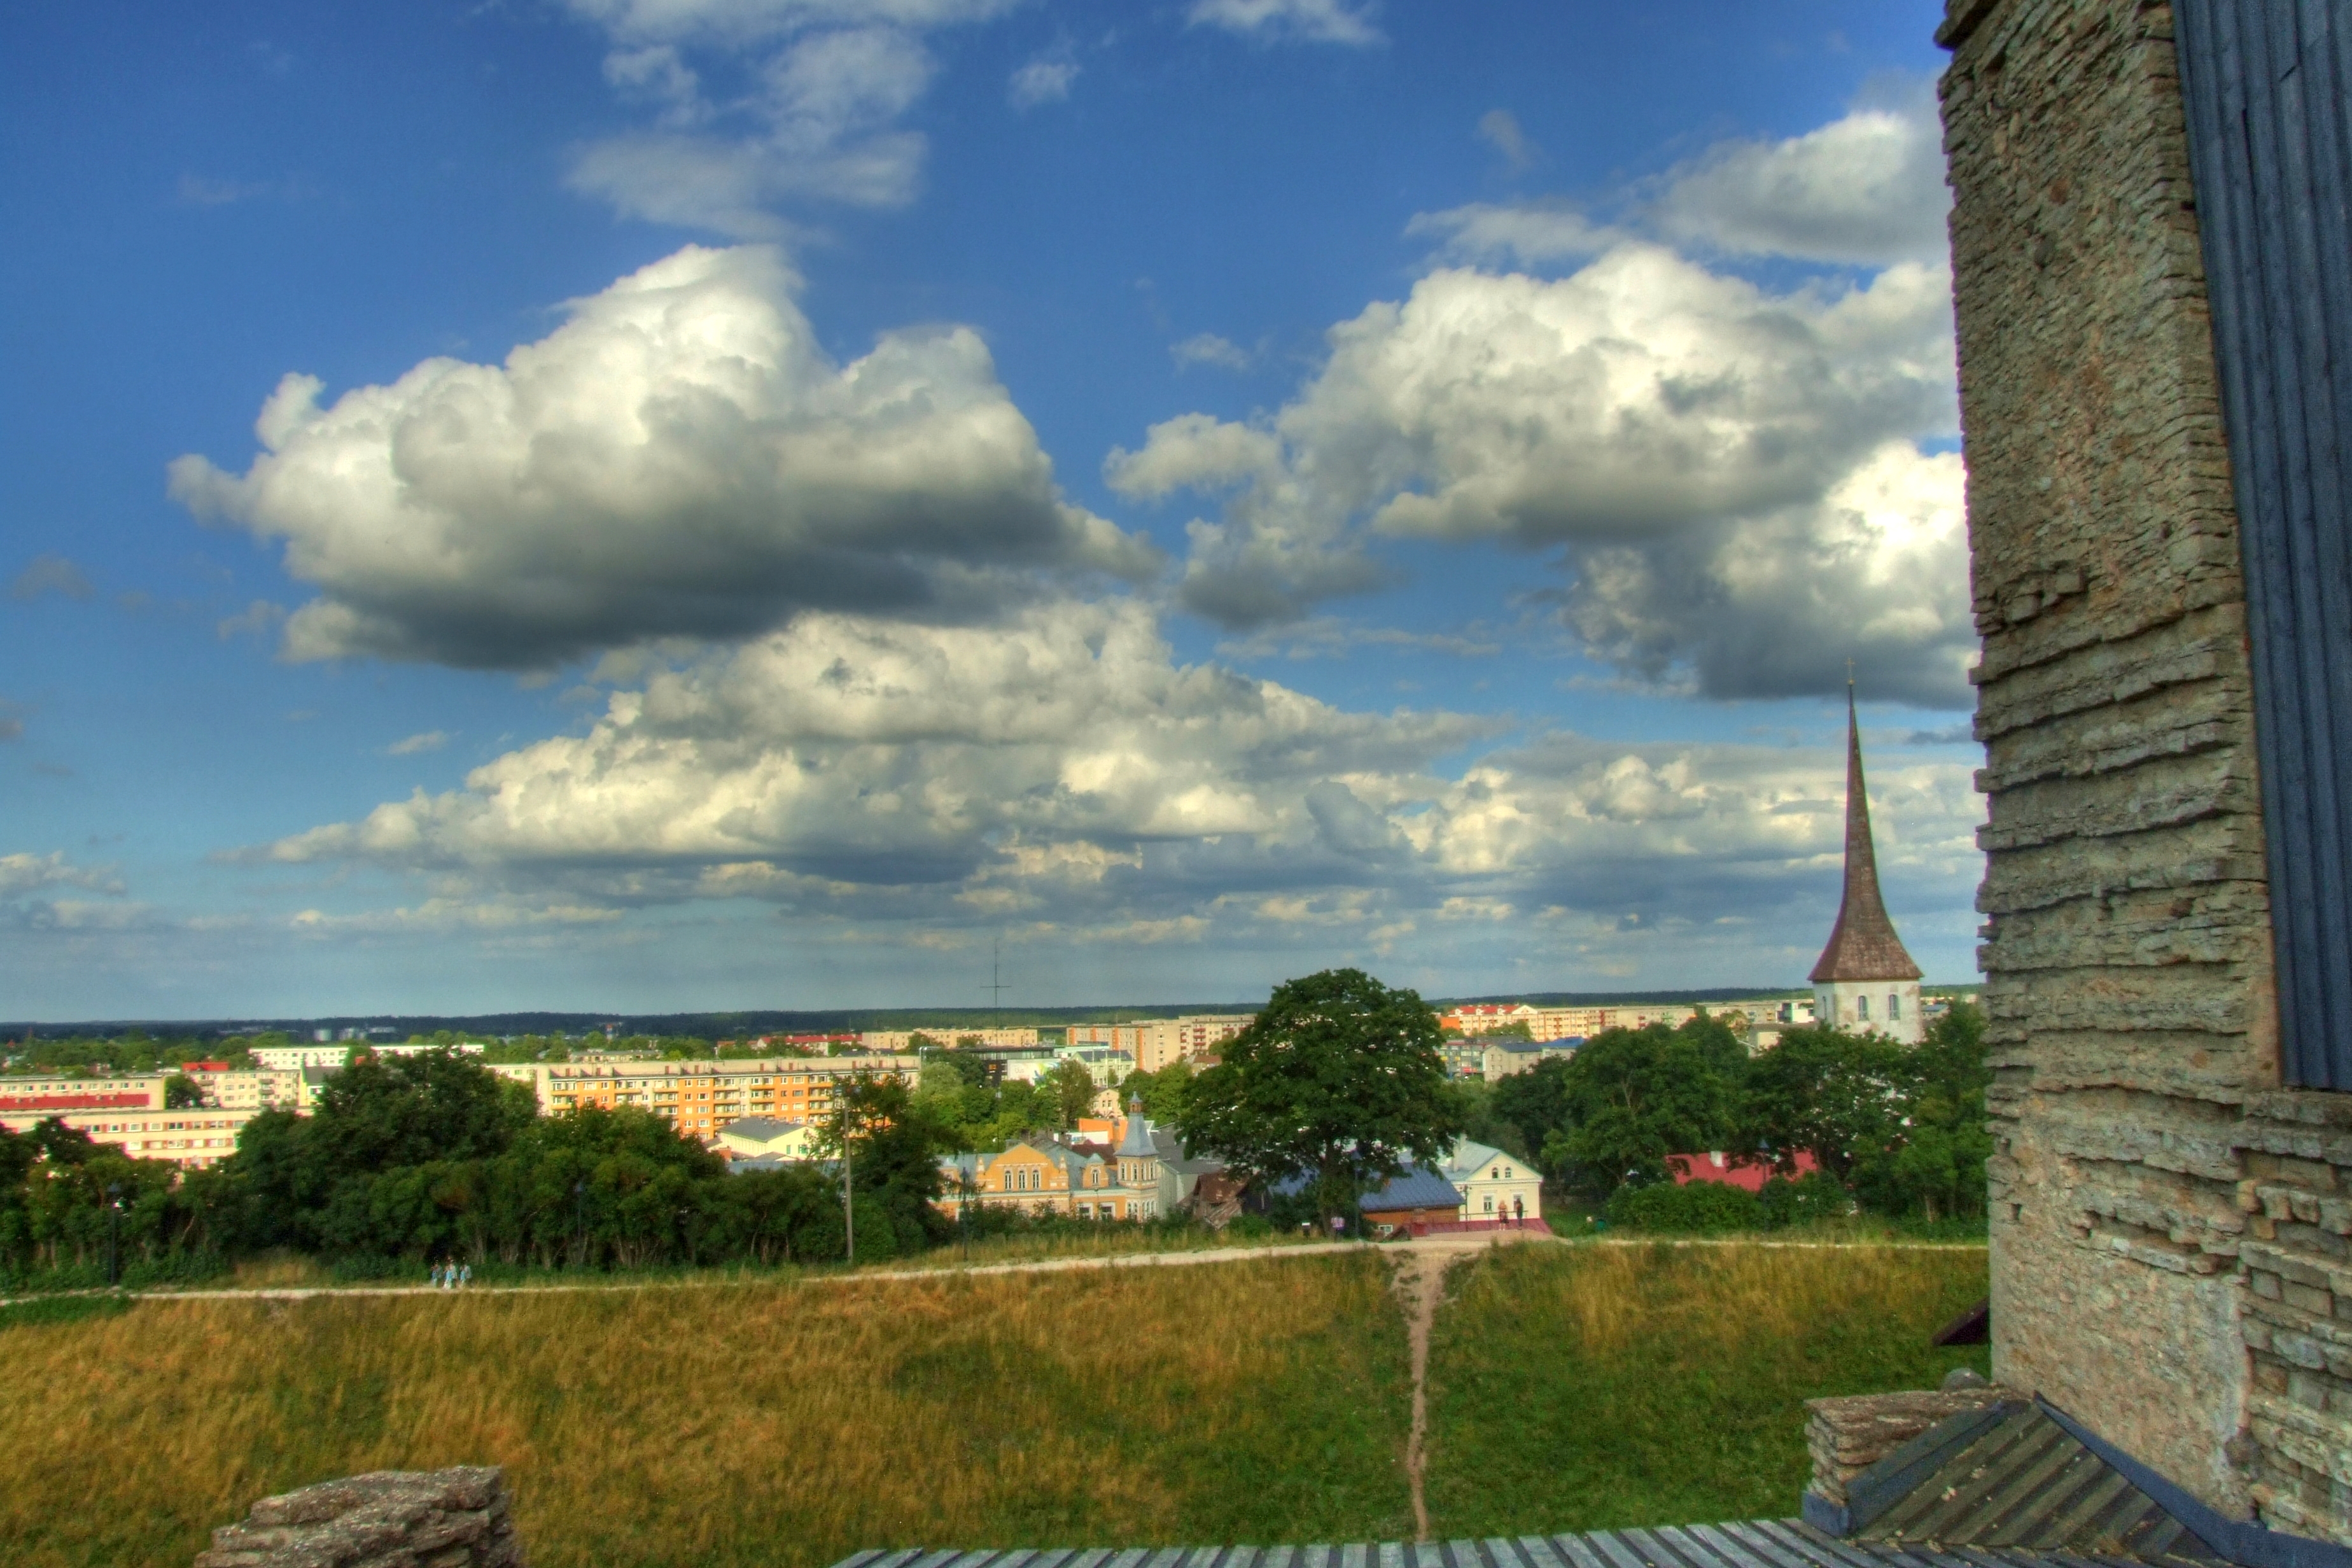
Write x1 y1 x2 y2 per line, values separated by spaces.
1811 685 1923 984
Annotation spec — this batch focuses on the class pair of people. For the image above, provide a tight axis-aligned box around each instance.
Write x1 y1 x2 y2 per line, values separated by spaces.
428 1262 472 1289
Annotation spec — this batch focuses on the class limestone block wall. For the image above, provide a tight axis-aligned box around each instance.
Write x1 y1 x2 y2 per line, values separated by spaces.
194 1467 523 1568
2235 1093 2352 1542
1939 0 2274 1521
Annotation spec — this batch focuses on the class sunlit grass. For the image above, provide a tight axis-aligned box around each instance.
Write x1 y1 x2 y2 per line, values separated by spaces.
3 1254 1411 1568
1422 1241 1992 1537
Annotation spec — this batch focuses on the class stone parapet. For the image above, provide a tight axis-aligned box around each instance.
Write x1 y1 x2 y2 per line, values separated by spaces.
1805 1387 2012 1506
194 1467 523 1568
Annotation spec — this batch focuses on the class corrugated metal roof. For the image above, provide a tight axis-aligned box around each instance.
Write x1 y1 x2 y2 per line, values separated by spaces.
827 1515 2202 1568
1855 1404 2215 1561
1357 1166 1466 1215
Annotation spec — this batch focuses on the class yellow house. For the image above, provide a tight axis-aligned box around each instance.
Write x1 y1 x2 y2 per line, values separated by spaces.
942 1137 1152 1220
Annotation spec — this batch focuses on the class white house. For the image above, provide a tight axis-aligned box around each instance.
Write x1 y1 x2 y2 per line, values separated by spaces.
717 1117 819 1161
1442 1138 1543 1222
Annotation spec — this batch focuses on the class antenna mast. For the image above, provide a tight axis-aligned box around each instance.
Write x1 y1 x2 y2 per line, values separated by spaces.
986 934 1008 1009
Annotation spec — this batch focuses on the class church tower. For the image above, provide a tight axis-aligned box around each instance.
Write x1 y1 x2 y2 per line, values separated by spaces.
1810 682 1924 1043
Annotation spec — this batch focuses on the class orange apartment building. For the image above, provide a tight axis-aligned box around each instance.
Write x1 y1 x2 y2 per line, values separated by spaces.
531 1055 918 1143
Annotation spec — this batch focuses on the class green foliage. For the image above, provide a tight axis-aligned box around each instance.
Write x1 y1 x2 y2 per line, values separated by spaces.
1758 1170 1853 1228
1606 1179 1763 1234
1040 1059 1098 1129
1444 1079 1529 1163
1539 1015 1747 1193
1525 1003 1991 1228
1121 1060 1194 1123
1175 968 1464 1225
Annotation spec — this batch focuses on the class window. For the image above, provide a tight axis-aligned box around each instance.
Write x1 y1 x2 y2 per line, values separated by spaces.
1856 994 1870 1020
1888 993 1902 1020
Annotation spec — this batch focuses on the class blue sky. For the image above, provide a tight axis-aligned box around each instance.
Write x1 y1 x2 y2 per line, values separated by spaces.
1 0 1982 1020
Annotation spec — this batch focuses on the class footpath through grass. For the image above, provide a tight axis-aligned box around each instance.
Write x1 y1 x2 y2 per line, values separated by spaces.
1422 1241 1991 1538
2 1253 1411 1568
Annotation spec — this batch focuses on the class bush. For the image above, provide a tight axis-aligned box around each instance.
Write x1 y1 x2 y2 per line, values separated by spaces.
1605 1180 1763 1235
1224 1214 1274 1240
1758 1170 1852 1229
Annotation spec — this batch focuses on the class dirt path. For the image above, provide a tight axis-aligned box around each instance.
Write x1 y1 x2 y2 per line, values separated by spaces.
1382 1229 1557 1539
0 1231 1978 1309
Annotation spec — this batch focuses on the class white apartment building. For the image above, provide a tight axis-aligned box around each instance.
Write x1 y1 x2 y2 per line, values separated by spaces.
0 1075 165 1111
251 1041 485 1072
183 1068 305 1111
0 1106 256 1168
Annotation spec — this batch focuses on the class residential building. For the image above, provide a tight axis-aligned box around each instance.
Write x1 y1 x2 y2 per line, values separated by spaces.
1442 1140 1541 1222
862 1027 1037 1051
1668 1149 1819 1194
251 1041 486 1072
937 1105 1217 1221
0 1106 255 1168
941 1137 1136 1219
1809 686 1924 1044
183 1068 305 1111
1066 1014 1252 1072
1356 1167 1464 1237
535 1055 917 1143
1438 1039 1486 1079
1442 1003 1538 1035
1481 1039 1580 1082
716 1117 818 1162
0 1075 165 1112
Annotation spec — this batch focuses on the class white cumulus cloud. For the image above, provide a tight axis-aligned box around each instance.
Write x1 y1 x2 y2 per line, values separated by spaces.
1114 239 1969 704
169 245 1157 672
244 599 1984 985
1651 81 1952 267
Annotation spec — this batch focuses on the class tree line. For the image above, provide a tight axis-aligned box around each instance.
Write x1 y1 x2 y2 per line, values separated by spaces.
1478 1002 1991 1222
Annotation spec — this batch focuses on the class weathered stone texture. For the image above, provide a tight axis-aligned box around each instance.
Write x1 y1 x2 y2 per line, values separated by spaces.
1940 0 2276 1526
1804 1387 2013 1504
194 1467 523 1568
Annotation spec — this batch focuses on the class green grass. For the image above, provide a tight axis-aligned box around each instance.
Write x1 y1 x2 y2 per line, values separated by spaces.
1421 1241 1991 1537
1 1253 1411 1568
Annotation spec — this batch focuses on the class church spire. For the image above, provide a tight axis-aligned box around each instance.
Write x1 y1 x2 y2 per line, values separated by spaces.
1810 680 1922 984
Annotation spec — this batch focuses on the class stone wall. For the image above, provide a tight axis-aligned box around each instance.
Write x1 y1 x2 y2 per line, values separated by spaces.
2235 1093 2352 1542
194 1467 523 1568
1938 0 2274 1525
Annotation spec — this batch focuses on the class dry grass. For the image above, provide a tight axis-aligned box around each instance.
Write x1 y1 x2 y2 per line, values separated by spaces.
1422 1241 1992 1537
3 1254 1411 1568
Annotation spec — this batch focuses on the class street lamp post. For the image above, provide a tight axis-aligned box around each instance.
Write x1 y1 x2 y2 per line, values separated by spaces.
105 1183 122 1288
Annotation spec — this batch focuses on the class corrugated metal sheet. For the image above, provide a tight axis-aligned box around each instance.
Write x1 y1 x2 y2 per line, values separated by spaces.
1856 1404 2215 1559
2174 0 2352 1088
826 1515 2215 1568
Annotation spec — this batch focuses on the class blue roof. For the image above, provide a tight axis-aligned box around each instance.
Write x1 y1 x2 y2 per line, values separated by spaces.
1359 1165 1465 1214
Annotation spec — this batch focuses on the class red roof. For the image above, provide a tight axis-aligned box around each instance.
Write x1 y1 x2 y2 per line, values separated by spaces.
0 1093 154 1112
1668 1149 1819 1192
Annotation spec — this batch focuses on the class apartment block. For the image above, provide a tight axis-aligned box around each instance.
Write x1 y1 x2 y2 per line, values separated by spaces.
1065 1015 1252 1072
0 1106 255 1168
860 1027 1037 1051
0 1075 166 1112
535 1055 918 1143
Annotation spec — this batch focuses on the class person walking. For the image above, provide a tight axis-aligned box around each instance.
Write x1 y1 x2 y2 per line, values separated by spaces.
1512 1194 1525 1227
459 1263 472 1289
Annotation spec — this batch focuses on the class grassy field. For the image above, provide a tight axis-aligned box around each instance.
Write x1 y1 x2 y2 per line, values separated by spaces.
2 1255 1413 1568
1421 1242 1992 1537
